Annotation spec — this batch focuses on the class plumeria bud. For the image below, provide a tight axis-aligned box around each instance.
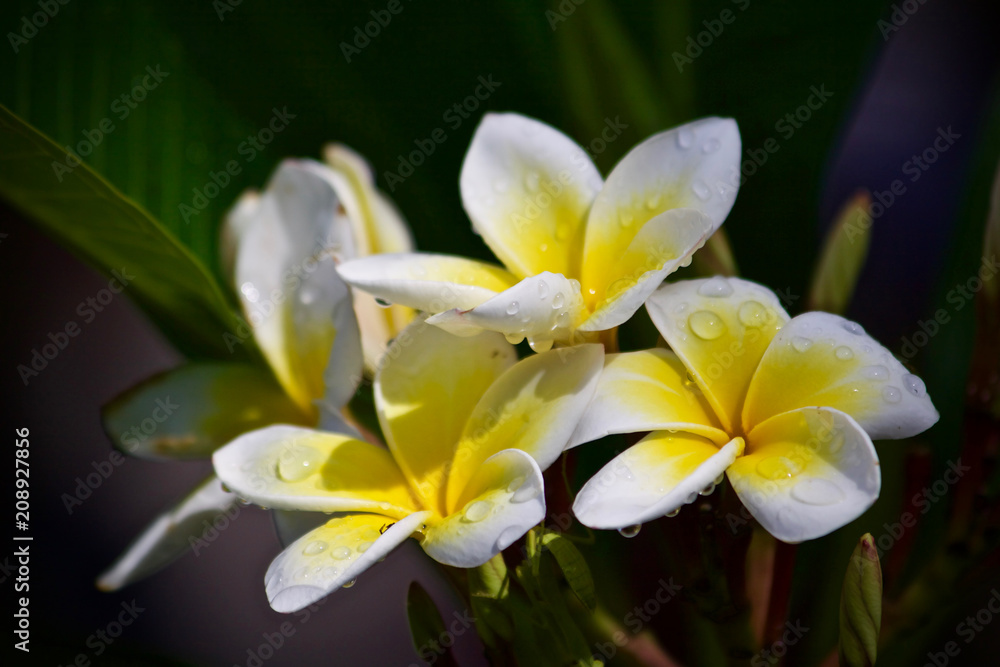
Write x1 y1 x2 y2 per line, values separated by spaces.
838 533 882 667
808 190 873 315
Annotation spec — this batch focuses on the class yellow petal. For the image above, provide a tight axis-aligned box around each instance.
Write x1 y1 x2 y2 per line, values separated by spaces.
445 344 604 510
568 349 729 448
460 113 603 280
728 407 880 543
374 319 517 513
573 432 743 530
213 425 419 517
742 312 939 439
423 449 545 567
645 277 790 434
265 511 430 612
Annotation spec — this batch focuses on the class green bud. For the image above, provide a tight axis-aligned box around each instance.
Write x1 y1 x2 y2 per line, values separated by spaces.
839 533 882 667
808 190 873 314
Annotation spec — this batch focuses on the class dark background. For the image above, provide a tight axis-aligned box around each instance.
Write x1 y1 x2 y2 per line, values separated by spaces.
3 0 1000 665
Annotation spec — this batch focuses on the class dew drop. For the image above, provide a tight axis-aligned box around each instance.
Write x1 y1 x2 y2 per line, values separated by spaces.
702 138 721 154
618 524 642 538
646 193 662 209
357 541 373 553
506 476 526 494
677 128 695 149
331 546 352 560
505 333 524 345
666 508 681 518
299 287 316 305
791 336 813 353
790 478 846 506
714 473 725 486
302 540 328 556
528 338 554 353
697 277 734 298
555 222 572 241
619 210 634 228
882 386 902 404
861 365 889 380
688 310 726 340
537 280 550 299
903 373 925 397
552 293 565 309
463 500 493 523
699 483 716 496
692 181 711 201
322 567 340 579
685 492 698 504
506 301 520 316
738 301 767 328
512 482 541 504
834 346 854 360
756 456 803 480
606 278 633 300
342 578 357 589
240 281 260 303
842 321 864 336
277 443 325 482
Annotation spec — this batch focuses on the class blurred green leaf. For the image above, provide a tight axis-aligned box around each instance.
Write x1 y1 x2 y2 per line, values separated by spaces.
406 581 459 667
808 190 873 314
0 105 253 360
468 553 514 645
839 533 882 667
541 531 597 612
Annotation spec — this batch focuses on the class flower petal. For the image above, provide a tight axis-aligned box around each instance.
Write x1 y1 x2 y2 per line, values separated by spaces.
212 425 419 517
220 190 260 283
102 363 310 461
460 112 603 280
234 161 361 414
425 271 587 349
645 277 790 433
265 510 430 613
728 407 880 543
572 433 743 530
97 475 236 591
581 117 741 297
423 449 545 567
578 208 714 331
742 312 939 439
338 252 518 313
375 319 517 513
445 344 604 510
567 349 729 449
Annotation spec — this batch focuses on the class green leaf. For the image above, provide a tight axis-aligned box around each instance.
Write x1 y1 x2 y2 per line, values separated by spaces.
541 532 597 612
808 191 873 314
406 582 459 667
839 533 882 667
102 362 310 461
468 553 514 645
0 104 254 360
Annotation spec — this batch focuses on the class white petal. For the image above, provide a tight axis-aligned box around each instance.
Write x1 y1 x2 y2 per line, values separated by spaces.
422 449 545 567
743 312 939 439
220 190 260 283
728 407 881 543
460 112 603 280
426 271 587 348
581 117 741 296
265 511 430 613
338 253 517 313
97 476 236 591
573 434 742 530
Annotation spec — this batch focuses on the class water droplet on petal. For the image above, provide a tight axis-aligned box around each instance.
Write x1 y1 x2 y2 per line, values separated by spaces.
882 386 902 404
506 476 526 493
302 540 327 556
756 456 803 480
512 482 541 504
505 333 524 345
555 222 572 241
463 500 493 523
689 310 726 340
697 277 734 298
331 546 352 560
537 280 550 299
790 478 846 506
685 492 698 504
552 293 565 309
791 336 813 353
322 567 340 579
240 281 260 303
646 193 662 209
618 524 642 538
619 210 634 228
692 181 711 201
666 508 681 518
861 365 889 381
699 483 716 496
528 338 554 353
834 346 854 360
903 373 925 397
702 138 721 154
714 473 725 486
842 321 864 335
677 128 695 149
737 301 767 328
357 541 373 553
506 301 520 316
342 578 357 589
299 287 317 305
277 443 325 482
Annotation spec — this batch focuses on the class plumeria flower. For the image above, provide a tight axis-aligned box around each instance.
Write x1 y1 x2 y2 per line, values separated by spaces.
570 276 939 542
98 159 369 590
339 112 741 352
212 319 603 612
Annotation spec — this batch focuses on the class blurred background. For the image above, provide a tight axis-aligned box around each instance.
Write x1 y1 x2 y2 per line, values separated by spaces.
3 0 1000 665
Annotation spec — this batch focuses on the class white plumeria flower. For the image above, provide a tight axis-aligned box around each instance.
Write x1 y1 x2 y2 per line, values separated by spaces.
212 319 604 613
570 277 939 543
99 161 366 590
339 112 741 352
